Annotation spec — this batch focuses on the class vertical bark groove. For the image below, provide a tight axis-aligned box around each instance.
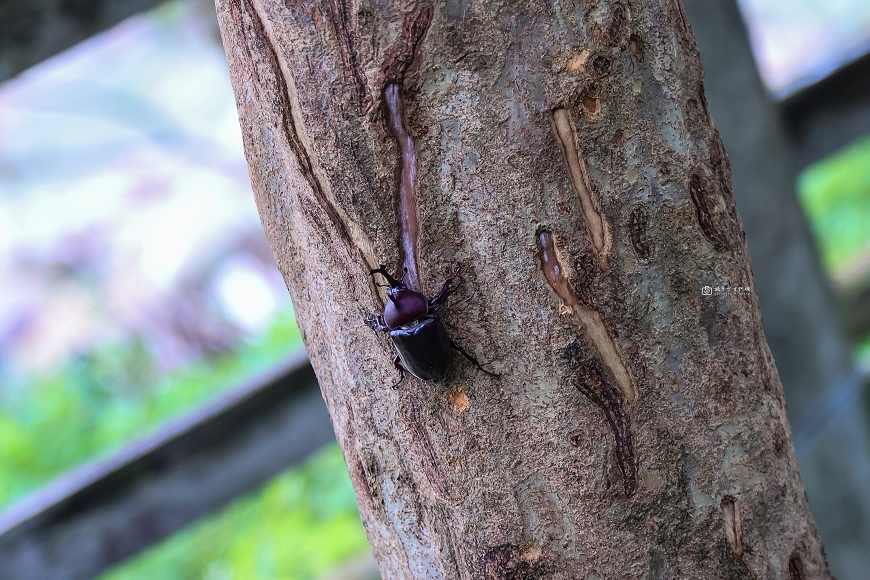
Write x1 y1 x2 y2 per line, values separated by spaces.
323 0 368 110
229 0 375 280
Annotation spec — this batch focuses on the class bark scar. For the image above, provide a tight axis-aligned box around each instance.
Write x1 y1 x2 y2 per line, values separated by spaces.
551 108 612 263
689 173 727 250
538 230 638 496
538 231 637 405
383 4 434 85
575 362 637 496
629 205 654 262
380 5 433 291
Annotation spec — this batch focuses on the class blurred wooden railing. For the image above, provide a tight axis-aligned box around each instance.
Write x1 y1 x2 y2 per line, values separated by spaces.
0 352 334 580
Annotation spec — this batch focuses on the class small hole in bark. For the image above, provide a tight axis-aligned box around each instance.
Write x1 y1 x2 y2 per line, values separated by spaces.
582 95 600 115
788 554 804 580
628 34 645 61
592 55 613 76
568 428 584 446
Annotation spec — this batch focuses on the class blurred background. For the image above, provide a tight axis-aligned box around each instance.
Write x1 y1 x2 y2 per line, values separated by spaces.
0 0 868 578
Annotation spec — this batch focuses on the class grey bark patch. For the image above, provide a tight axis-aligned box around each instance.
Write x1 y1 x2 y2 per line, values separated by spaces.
648 550 670 580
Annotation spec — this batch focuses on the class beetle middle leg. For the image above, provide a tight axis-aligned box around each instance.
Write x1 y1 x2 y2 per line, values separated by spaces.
450 338 499 377
429 264 463 312
392 356 407 388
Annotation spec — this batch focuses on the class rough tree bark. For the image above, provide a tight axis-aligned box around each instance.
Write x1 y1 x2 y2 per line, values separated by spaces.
215 0 832 578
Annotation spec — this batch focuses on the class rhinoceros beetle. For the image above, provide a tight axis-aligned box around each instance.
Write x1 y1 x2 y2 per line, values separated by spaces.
365 264 497 387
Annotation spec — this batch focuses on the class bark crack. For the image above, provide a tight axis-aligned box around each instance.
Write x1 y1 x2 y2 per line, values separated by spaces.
234 0 375 274
323 0 369 110
538 230 638 496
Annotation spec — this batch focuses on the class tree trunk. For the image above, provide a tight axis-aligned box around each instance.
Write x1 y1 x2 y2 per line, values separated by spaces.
215 0 832 577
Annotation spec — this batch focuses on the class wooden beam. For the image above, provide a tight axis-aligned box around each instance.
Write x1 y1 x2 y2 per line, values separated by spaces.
0 351 335 580
783 51 870 168
0 0 166 82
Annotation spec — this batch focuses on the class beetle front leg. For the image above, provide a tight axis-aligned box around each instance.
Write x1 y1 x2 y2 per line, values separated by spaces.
450 338 499 377
392 356 407 389
365 314 390 333
429 264 462 312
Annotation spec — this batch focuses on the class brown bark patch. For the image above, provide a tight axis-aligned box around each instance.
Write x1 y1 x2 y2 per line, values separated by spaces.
382 3 433 84
446 387 470 412
482 544 550 580
565 49 590 72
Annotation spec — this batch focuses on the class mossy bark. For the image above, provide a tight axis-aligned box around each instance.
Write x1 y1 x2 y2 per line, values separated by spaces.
215 0 832 577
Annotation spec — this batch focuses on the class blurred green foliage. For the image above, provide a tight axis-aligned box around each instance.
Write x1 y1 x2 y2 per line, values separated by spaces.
798 133 870 276
99 443 369 580
0 307 371 578
0 307 303 507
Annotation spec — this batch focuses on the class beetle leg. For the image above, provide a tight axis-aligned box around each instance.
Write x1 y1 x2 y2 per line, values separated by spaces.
392 356 407 389
365 314 390 333
450 338 499 377
429 264 463 312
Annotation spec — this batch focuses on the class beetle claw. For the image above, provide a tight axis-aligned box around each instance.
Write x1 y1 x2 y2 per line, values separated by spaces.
450 338 500 377
391 356 407 389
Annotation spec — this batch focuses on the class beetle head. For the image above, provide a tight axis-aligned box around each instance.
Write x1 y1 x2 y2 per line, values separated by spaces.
370 265 430 329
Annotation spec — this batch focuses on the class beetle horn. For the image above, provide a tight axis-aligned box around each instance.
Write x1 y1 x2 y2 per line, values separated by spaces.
369 265 403 288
